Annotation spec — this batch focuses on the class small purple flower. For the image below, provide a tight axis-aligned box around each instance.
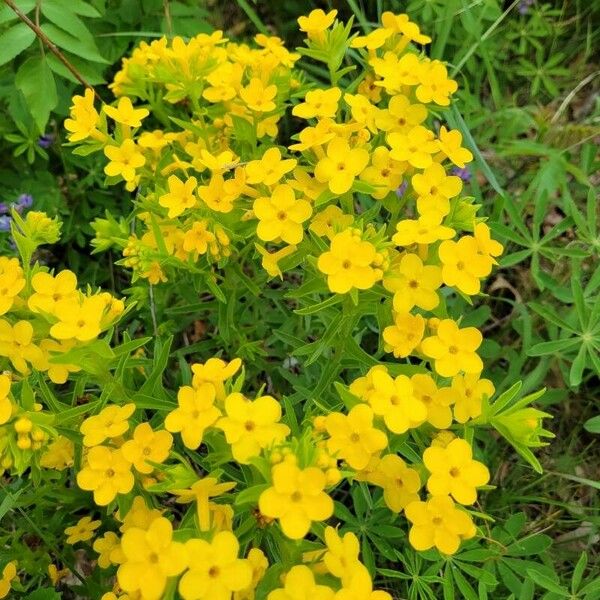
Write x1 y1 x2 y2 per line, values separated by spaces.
16 194 33 210
0 216 12 232
38 134 55 148
452 166 472 183
396 181 409 198
518 0 535 15
0 203 10 215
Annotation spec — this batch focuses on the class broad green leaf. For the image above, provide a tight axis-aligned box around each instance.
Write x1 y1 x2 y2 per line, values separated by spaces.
15 56 58 133
41 0 94 43
584 415 600 434
0 0 36 24
0 22 36 66
41 23 108 63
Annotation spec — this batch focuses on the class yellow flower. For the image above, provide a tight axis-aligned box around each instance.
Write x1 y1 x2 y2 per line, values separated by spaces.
172 476 236 532
344 93 378 132
323 404 387 471
77 446 134 506
314 137 369 194
104 139 146 182
375 94 427 132
451 373 495 423
267 565 334 600
121 423 173 474
191 357 241 399
0 257 24 315
253 184 312 245
317 229 381 294
292 87 341 120
48 564 70 586
0 319 44 373
351 28 392 50
309 206 354 240
197 174 235 213
240 77 277 112
413 163 462 218
259 460 334 539
94 531 121 568
245 147 297 186
366 368 427 434
411 374 455 429
421 319 483 377
40 435 74 470
217 392 290 464
28 269 78 315
64 88 100 142
288 121 335 152
183 220 216 254
363 454 421 513
235 548 269 600
385 253 442 312
64 516 101 544
80 403 136 447
423 437 490 504
382 311 425 359
323 526 360 583
49 294 106 342
103 96 149 127
297 9 337 38
0 374 11 425
369 52 421 91
179 531 252 600
392 213 455 246
117 517 187 600
474 222 503 260
360 146 406 199
256 244 297 278
439 235 492 295
405 495 476 555
118 496 163 533
335 563 393 600
416 60 457 106
159 175 197 218
0 561 18 599
387 125 438 169
381 12 431 45
164 382 221 449
437 126 473 168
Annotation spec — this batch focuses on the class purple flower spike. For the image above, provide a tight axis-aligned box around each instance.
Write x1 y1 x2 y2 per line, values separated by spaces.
16 194 34 209
38 134 55 148
0 216 12 232
451 167 472 182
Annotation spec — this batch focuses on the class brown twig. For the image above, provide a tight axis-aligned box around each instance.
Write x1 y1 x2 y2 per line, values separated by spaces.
3 0 101 100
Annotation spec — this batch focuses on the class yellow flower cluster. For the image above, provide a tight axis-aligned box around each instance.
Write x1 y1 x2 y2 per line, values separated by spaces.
46 9 550 600
0 242 124 476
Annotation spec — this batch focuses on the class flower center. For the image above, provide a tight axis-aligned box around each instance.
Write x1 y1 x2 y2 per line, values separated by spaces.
342 260 352 269
105 469 115 478
208 565 220 578
290 491 302 502
244 420 256 432
277 211 287 221
408 280 419 289
349 432 360 443
450 467 460 478
448 345 458 355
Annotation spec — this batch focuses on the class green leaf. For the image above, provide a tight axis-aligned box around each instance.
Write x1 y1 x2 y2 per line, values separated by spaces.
584 415 600 434
0 22 36 66
41 23 108 63
527 338 578 356
526 569 569 596
41 0 94 44
15 56 58 134
0 0 36 24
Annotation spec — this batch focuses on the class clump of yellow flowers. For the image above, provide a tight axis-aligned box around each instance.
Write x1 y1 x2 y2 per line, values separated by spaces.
0 9 553 600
